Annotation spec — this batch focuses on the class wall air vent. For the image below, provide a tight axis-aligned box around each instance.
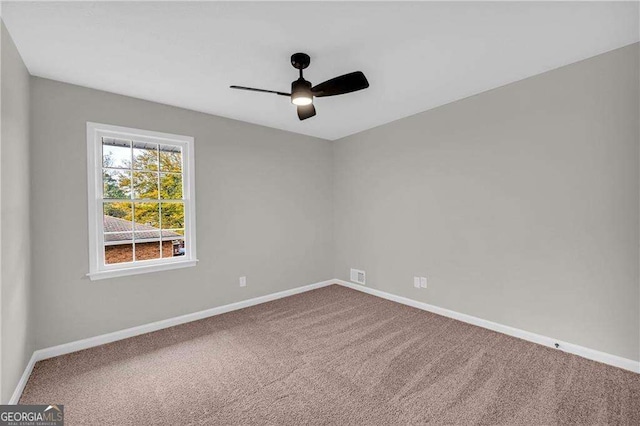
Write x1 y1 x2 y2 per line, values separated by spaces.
350 268 366 285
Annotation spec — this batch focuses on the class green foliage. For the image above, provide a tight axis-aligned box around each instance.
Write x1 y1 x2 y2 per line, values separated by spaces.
160 150 181 172
103 171 128 199
104 202 132 220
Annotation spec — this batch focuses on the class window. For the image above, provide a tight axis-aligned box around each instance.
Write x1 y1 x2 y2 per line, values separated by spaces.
87 122 197 280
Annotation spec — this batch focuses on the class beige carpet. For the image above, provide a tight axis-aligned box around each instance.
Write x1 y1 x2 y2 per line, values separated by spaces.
20 285 640 425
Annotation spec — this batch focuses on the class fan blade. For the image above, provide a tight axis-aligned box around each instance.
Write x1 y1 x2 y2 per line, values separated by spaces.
297 104 316 120
230 86 290 96
311 71 369 97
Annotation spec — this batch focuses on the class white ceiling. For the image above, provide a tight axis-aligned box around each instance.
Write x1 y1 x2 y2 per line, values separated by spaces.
3 1 638 140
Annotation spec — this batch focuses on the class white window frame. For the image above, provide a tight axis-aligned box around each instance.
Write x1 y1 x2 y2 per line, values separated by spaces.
86 122 197 280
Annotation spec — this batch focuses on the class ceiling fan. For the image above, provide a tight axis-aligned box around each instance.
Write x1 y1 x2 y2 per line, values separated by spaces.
230 53 369 121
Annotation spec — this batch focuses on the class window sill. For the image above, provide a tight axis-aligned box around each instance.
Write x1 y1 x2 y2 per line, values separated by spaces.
87 259 198 281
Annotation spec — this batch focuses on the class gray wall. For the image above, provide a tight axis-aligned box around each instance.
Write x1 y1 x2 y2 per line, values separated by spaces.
1 21 33 403
333 44 640 361
30 77 333 349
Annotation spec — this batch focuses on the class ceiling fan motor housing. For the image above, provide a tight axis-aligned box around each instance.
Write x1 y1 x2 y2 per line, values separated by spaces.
291 78 313 105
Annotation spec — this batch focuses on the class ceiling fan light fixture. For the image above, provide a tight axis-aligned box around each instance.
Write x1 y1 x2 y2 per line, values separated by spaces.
291 78 313 106
292 96 313 106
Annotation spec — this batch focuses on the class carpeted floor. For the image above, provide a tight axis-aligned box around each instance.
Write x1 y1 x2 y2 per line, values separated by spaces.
20 285 640 425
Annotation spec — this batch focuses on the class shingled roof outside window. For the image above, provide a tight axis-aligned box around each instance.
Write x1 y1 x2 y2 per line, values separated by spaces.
103 215 182 244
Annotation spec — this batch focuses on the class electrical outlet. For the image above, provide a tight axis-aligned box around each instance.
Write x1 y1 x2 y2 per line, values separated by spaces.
420 277 427 288
414 277 421 288
239 276 247 287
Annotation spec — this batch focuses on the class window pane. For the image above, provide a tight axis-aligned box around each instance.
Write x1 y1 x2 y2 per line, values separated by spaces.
134 202 160 229
134 240 161 261
104 232 133 243
133 171 159 199
105 244 133 264
134 230 160 242
161 202 184 229
160 173 183 199
102 138 131 169
162 234 186 258
133 142 158 171
159 145 182 172
103 202 133 225
103 169 131 199
103 205 134 266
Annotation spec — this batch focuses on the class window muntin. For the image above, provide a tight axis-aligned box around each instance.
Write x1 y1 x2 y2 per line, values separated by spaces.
87 123 196 280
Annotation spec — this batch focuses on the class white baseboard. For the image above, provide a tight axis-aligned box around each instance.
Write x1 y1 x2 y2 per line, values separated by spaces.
9 279 334 404
334 279 640 374
11 277 639 404
8 353 38 405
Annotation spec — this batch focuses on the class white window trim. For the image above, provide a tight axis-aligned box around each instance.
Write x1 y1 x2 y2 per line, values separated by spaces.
86 122 197 280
